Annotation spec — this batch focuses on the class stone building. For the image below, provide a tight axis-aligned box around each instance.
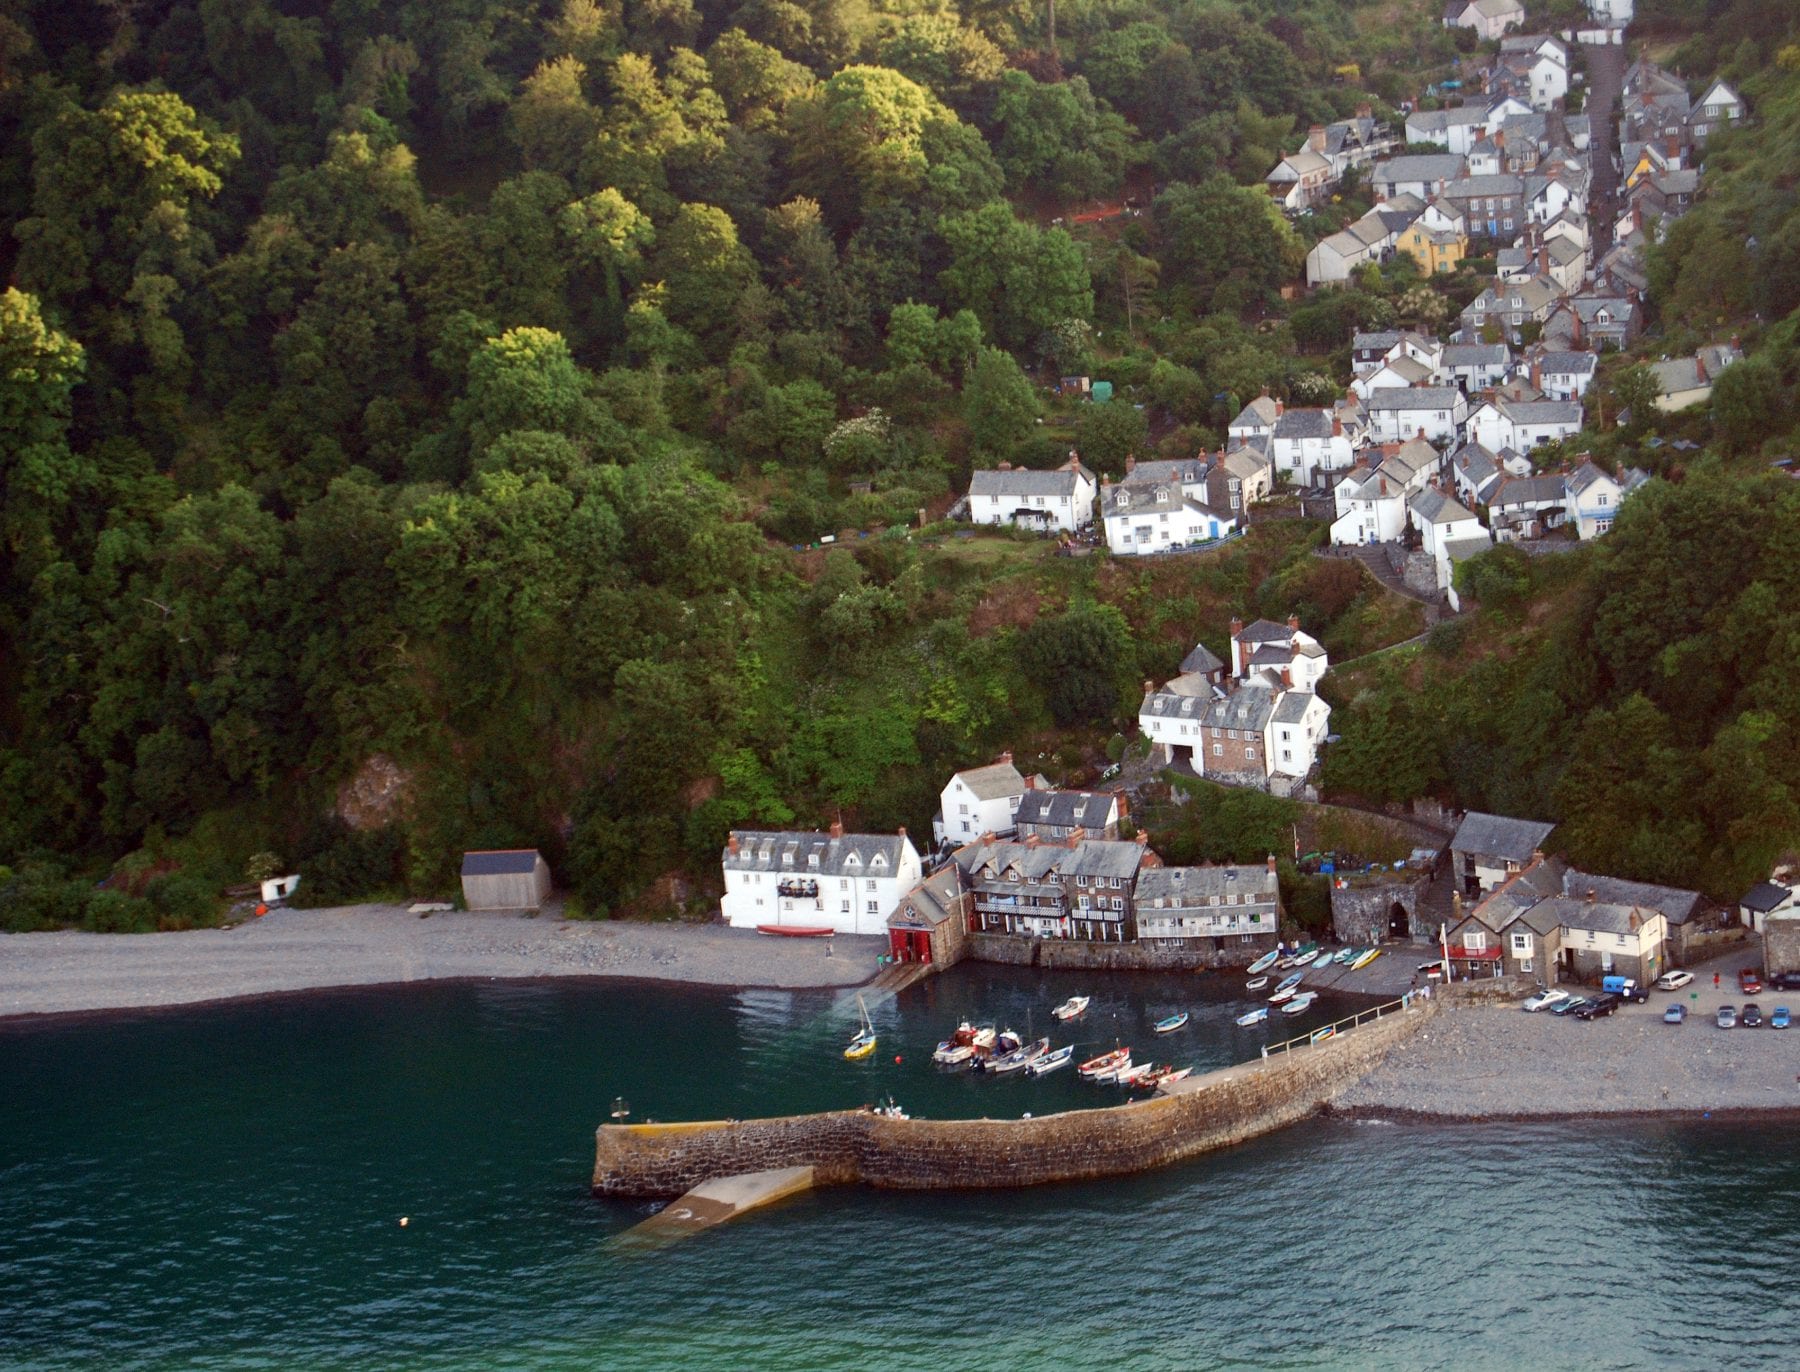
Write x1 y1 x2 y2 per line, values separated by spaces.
1132 859 1282 957
887 863 971 967
1331 870 1436 946
1449 811 1556 897
1764 909 1800 979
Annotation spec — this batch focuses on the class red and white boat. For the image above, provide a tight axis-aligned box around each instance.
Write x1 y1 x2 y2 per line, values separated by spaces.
755 924 835 937
1077 1047 1130 1079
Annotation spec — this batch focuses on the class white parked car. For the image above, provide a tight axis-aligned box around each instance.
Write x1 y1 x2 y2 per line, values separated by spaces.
1523 988 1572 1012
1656 970 1694 991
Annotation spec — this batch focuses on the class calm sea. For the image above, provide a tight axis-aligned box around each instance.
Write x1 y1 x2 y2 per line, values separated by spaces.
1 967 1794 1370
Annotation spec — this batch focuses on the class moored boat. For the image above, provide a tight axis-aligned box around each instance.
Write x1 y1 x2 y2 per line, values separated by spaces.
995 1028 1023 1055
1052 996 1090 1021
1092 1058 1136 1084
1154 1067 1193 1088
1350 948 1382 971
844 994 877 1059
1246 951 1281 975
1268 971 1304 1002
756 924 835 937
1281 991 1319 1015
1078 1047 1130 1079
970 1026 997 1052
988 1037 1050 1074
1245 975 1270 991
1331 947 1356 964
1311 950 1334 967
1118 1061 1162 1086
1027 1045 1075 1076
1153 1012 1190 1035
1235 1007 1269 1026
932 1041 973 1066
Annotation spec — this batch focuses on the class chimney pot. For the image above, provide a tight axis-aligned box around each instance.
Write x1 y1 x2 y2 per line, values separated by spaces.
1067 827 1084 849
829 817 844 840
999 750 1013 765
1287 614 1300 630
1135 831 1149 845
727 833 740 855
1143 678 1155 695
1267 853 1279 874
1586 887 1596 903
1025 834 1041 847
1275 399 1285 417
1125 455 1135 472
998 460 1012 471
1230 617 1244 637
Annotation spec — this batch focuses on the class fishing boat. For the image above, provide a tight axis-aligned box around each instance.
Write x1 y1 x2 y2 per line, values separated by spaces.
1052 996 1090 1021
1027 1045 1075 1076
932 1041 973 1066
1130 1064 1171 1087
1281 991 1320 1015
1350 948 1382 971
1092 1058 1136 1085
755 923 835 937
1155 1068 1193 1088
1279 942 1319 968
1118 1062 1162 1086
1311 950 1334 968
1268 971 1305 1002
1235 1007 1269 1026
970 1026 997 1052
988 1037 1050 1075
843 995 877 1059
995 1028 1022 1055
1153 1012 1190 1035
1246 950 1281 975
1078 1047 1130 1079
1245 975 1270 991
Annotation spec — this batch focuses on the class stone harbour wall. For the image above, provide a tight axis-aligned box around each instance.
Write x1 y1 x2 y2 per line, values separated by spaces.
967 931 1273 973
593 999 1436 1198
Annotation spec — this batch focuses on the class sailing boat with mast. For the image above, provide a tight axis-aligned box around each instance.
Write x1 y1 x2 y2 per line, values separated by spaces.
843 994 878 1060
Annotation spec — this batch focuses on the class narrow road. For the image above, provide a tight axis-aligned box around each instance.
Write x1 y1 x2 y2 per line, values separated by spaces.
1581 36 1626 263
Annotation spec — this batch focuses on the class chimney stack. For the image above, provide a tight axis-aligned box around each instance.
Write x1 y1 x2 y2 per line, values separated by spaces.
1143 678 1155 696
829 816 844 839
1067 827 1085 850
1267 853 1279 874
1585 887 1597 903
1287 614 1300 630
1355 102 1372 120
1275 399 1285 418
1308 124 1327 153
1000 750 1013 765
1531 355 1542 391
1230 616 1244 637
1024 833 1041 848
1125 455 1135 473
897 825 906 840
1135 830 1149 846
727 833 740 855
997 460 1012 472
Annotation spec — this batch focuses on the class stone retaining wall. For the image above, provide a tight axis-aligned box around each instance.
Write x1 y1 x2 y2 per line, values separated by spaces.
593 999 1435 1198
967 931 1270 972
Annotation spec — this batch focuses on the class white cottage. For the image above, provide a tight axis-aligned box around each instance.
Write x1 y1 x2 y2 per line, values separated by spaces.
722 823 922 936
968 455 1097 533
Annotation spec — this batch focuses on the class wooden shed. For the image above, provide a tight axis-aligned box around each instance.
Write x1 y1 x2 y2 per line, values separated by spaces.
460 849 552 911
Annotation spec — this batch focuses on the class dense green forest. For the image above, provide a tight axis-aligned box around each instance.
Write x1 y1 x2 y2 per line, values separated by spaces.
1 0 1798 928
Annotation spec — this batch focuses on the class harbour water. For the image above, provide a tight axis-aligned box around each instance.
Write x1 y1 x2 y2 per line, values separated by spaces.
3 968 1795 1369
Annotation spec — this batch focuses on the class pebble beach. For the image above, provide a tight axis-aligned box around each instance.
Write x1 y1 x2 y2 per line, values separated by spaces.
0 905 887 1020
1337 990 1800 1118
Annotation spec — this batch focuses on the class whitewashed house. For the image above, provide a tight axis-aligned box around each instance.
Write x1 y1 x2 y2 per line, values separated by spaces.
1528 350 1599 401
1227 395 1280 443
1101 477 1236 556
1410 484 1491 591
1266 690 1332 781
1230 615 1330 692
1443 0 1524 40
1139 672 1219 759
1405 98 1532 157
1370 154 1468 202
1440 343 1512 392
1271 408 1357 486
1364 387 1468 445
1487 473 1569 541
1467 396 1583 453
1565 460 1648 539
1329 442 1437 545
933 754 1030 848
1448 441 1506 505
723 822 922 936
968 456 1096 532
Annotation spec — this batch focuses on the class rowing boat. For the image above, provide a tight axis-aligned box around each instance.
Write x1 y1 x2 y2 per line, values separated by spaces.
1078 1047 1130 1079
1153 1012 1189 1035
1281 991 1319 1015
1246 950 1281 975
756 924 834 937
1245 975 1270 991
1027 1045 1074 1076
1350 948 1382 971
1235 1007 1269 1026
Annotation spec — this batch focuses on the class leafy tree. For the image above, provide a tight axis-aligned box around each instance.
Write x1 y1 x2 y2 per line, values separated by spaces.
940 203 1092 353
1018 604 1134 727
962 346 1038 453
1154 175 1303 315
1075 400 1148 477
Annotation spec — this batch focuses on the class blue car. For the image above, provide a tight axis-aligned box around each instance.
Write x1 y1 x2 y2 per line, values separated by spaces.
1773 1006 1791 1030
1663 1003 1687 1024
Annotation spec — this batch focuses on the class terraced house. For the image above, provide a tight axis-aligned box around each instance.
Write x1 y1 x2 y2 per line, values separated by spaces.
954 834 1157 943
1134 860 1283 956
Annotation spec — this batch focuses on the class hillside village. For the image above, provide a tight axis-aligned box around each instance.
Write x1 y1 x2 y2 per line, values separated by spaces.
966 11 1747 612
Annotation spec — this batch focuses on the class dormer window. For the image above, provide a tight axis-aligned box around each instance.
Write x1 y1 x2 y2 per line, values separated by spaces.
872 854 886 869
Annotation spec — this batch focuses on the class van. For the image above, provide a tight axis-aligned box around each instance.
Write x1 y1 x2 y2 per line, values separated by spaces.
1602 975 1649 1003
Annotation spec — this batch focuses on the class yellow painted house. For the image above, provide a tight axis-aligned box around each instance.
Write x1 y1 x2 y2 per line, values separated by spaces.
1396 221 1467 274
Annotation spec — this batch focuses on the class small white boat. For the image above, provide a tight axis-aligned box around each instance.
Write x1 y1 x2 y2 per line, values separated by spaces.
932 1041 973 1066
1311 950 1334 967
1269 972 1304 1002
989 1037 1050 1075
1154 1068 1193 1089
1245 975 1270 991
1236 1007 1269 1026
1052 996 1090 1021
971 1026 997 1051
1282 991 1320 1015
1092 1058 1136 1084
1027 1045 1075 1076
1246 951 1281 975
1153 1012 1190 1035
1118 1062 1163 1086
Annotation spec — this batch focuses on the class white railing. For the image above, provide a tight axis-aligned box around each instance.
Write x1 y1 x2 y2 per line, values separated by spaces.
1260 993 1419 1058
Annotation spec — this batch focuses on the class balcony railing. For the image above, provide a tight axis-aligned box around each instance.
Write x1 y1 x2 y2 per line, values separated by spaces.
775 880 819 899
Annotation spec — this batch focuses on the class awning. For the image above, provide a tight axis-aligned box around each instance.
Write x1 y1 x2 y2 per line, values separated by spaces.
1446 946 1503 961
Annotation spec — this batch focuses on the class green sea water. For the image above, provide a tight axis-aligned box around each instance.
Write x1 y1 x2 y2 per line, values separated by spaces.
2 967 1795 1370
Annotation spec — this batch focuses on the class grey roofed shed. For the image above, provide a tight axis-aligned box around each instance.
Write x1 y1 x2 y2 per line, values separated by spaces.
461 848 553 910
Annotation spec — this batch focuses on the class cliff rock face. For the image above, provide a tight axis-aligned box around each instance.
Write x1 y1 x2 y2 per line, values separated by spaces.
593 1000 1435 1197
335 755 414 831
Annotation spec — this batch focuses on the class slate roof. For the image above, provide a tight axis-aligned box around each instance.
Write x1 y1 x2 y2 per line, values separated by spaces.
1365 387 1463 412
1408 486 1477 524
726 830 913 876
1564 461 1616 497
1373 154 1468 185
1490 474 1568 508
950 760 1026 802
1201 684 1277 732
1562 869 1705 926
1451 811 1556 862
1238 618 1296 643
1353 331 1404 355
957 837 1147 883
1502 399 1583 426
1014 789 1119 831
1230 396 1280 430
1544 896 1659 937
1180 643 1225 675
1535 350 1596 376
970 465 1091 499
1270 691 1320 725
461 849 542 877
1136 864 1278 906
1274 408 1336 439
1739 881 1791 914
889 864 965 928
